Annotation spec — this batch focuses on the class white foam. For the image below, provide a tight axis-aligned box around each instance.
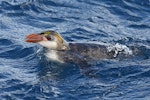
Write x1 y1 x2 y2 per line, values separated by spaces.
107 43 133 57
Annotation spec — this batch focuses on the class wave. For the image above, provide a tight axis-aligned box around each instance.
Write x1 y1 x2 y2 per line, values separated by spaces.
0 0 150 99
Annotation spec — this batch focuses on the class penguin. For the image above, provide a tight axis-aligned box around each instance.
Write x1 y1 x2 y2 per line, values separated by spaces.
25 30 138 75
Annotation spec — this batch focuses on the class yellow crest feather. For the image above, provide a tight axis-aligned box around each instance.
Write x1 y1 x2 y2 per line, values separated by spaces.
55 34 63 43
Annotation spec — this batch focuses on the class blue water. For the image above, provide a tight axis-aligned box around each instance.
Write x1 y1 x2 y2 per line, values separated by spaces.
0 0 150 99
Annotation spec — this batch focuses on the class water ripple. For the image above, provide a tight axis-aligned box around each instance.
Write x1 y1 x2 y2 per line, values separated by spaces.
0 0 150 99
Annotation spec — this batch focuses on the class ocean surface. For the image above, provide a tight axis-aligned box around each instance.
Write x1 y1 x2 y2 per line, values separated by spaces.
0 0 150 100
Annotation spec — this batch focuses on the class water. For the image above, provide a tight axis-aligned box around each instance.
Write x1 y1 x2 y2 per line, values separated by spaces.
0 0 150 99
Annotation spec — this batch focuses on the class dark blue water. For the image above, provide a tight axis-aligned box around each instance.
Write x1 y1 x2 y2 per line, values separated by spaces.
0 0 150 99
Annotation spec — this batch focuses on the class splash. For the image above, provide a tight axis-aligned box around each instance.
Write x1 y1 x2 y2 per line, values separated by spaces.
107 43 133 57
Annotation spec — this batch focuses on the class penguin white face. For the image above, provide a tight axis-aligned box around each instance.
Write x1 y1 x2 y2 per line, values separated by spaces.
25 30 69 50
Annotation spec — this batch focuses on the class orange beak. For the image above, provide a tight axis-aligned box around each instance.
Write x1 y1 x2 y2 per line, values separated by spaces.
25 34 43 43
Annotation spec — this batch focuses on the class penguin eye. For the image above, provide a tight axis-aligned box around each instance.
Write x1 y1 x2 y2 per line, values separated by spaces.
46 36 51 40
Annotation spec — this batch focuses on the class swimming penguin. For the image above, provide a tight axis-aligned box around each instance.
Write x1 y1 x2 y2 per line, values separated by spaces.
25 30 137 69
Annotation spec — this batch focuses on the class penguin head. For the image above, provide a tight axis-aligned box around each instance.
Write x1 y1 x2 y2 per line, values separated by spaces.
26 30 69 50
